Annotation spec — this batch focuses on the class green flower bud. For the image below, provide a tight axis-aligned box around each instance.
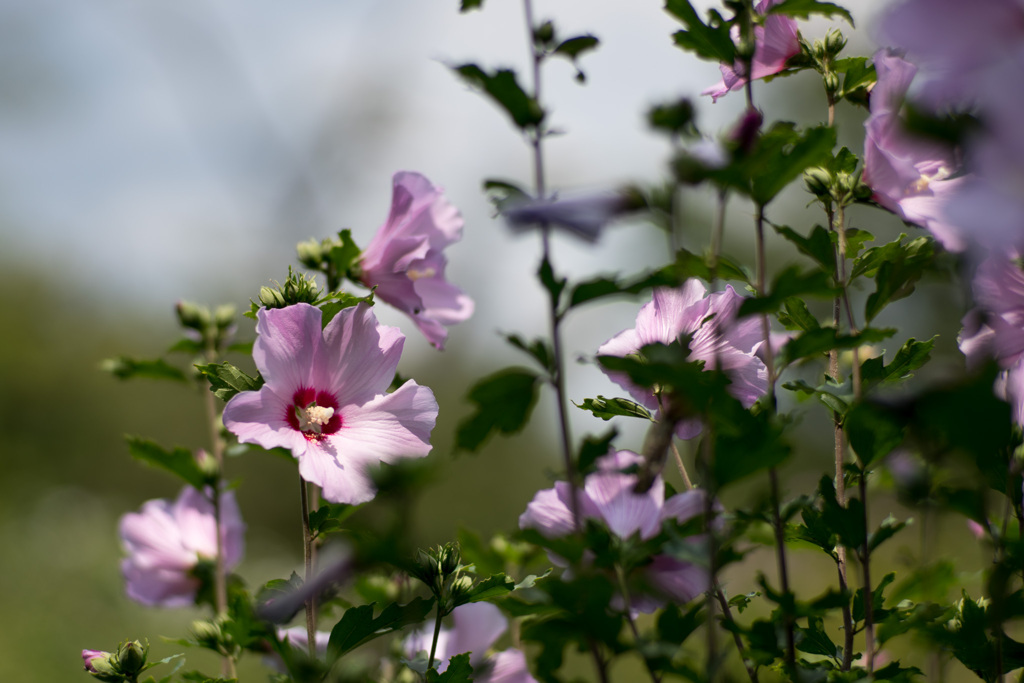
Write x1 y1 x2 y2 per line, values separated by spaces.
533 20 555 47
824 28 847 56
176 301 211 332
191 619 221 647
823 72 840 96
439 542 461 576
213 304 236 331
259 286 287 309
296 238 325 269
114 640 147 677
803 167 833 198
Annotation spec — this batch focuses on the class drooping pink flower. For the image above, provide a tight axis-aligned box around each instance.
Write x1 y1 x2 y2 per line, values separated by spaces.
862 49 969 252
222 303 438 504
959 256 1024 425
597 280 767 439
404 602 537 683
519 450 710 612
702 0 800 103
358 171 473 350
82 649 109 674
119 486 245 607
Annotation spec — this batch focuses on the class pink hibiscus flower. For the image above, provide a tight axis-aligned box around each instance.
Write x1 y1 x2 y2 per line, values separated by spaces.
222 303 437 504
862 49 968 251
119 486 245 607
358 171 474 350
404 602 537 683
702 0 800 103
597 280 767 439
519 450 710 612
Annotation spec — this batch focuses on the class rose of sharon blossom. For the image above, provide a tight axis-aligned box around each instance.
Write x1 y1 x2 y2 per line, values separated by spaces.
223 303 438 504
119 486 244 607
702 0 800 102
520 450 710 612
404 602 537 683
959 257 1024 426
358 171 473 350
862 49 968 251
598 280 767 439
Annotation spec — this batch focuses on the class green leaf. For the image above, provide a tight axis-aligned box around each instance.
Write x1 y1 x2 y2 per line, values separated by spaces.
863 237 936 322
327 597 435 662
738 265 836 317
782 379 848 416
773 223 836 276
538 256 566 308
319 290 375 327
795 615 839 660
846 401 905 466
483 178 529 213
859 336 936 391
451 64 544 129
459 0 483 11
567 265 684 310
577 428 618 475
552 35 600 83
747 123 837 206
836 56 875 105
125 435 210 489
852 572 895 623
457 573 516 606
868 514 909 553
456 368 541 452
780 327 896 366
504 334 554 374
308 502 357 537
767 0 854 25
664 0 735 63
776 298 821 333
426 653 473 683
329 229 362 282
101 356 189 383
819 475 866 549
195 362 263 402
575 395 655 421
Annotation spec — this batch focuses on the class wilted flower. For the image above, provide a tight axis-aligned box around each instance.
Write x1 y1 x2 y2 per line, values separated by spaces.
702 0 801 103
119 486 244 607
223 303 438 504
862 49 968 251
404 602 537 683
597 280 767 439
519 450 710 612
357 171 473 350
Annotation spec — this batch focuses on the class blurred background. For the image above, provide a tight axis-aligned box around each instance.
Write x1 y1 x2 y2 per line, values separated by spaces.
0 0 983 681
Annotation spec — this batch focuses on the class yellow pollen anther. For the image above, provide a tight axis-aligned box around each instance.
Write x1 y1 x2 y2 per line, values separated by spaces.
298 405 335 431
407 267 437 281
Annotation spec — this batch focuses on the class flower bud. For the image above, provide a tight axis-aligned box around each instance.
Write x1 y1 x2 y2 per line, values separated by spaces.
259 286 287 309
194 449 220 479
439 542 461 576
115 640 147 677
213 304 236 331
803 167 832 198
176 301 211 332
823 72 840 96
191 619 221 647
533 20 555 47
824 29 847 56
82 650 114 675
296 238 325 270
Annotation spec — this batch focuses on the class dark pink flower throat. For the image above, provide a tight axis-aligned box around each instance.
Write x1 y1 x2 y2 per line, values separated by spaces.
285 387 342 441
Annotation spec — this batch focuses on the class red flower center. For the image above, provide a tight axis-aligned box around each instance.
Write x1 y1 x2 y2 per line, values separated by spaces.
285 387 343 441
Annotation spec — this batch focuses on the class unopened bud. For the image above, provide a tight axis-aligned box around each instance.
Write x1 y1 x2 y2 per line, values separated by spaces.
259 286 287 309
115 640 147 677
176 301 210 332
213 304 236 330
194 449 219 479
534 20 555 46
296 238 325 269
823 72 840 96
824 29 847 56
803 167 832 198
82 650 115 677
191 620 221 645
439 543 461 576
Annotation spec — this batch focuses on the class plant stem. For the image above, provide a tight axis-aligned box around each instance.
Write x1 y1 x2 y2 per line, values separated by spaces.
522 0 581 531
858 473 875 671
299 476 316 657
588 638 612 683
615 565 662 683
714 586 760 683
428 603 445 671
827 204 854 670
671 442 693 490
202 345 236 680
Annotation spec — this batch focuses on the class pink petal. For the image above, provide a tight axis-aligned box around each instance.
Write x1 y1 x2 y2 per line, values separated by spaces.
320 303 405 406
584 470 664 540
481 649 538 683
253 304 323 394
222 387 308 455
447 602 508 666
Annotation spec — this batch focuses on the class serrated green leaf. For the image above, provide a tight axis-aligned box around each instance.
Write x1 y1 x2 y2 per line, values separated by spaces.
577 428 617 475
767 0 853 25
308 502 357 536
125 435 210 489
868 514 909 553
836 56 875 105
664 0 735 63
777 297 821 332
457 573 516 606
451 64 544 129
319 290 375 327
552 35 600 82
747 123 837 205
327 598 434 662
796 615 839 659
504 334 554 374
574 395 655 422
329 229 362 283
456 368 541 452
738 265 837 317
426 653 473 683
101 356 189 383
195 362 263 402
773 223 836 275
860 336 936 391
780 327 896 366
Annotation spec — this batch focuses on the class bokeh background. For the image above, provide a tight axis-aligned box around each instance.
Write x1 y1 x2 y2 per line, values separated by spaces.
0 1 983 681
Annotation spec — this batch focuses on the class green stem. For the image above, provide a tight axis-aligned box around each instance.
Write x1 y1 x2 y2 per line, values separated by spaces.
714 586 760 683
428 604 445 671
299 477 316 657
858 473 875 672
